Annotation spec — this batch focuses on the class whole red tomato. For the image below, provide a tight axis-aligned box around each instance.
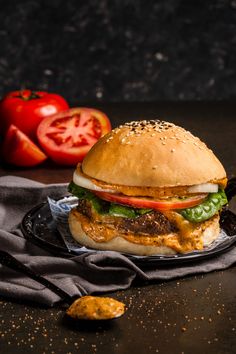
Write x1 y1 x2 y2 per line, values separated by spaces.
37 107 111 165
0 89 69 140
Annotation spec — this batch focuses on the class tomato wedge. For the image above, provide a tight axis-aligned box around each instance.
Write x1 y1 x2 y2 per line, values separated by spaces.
93 191 207 210
37 107 111 165
2 125 47 167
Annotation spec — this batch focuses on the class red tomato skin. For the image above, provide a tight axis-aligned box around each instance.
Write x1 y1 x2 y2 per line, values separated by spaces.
37 107 111 166
2 124 47 167
93 191 207 211
0 90 69 139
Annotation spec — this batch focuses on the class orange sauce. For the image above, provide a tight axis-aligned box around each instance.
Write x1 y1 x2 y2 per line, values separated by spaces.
66 296 125 320
78 166 227 198
74 208 218 253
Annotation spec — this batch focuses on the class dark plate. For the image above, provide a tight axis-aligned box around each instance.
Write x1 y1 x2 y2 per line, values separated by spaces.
21 201 236 265
21 202 73 257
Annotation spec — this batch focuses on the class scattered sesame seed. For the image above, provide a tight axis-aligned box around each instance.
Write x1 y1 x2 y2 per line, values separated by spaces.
121 119 175 135
105 120 211 157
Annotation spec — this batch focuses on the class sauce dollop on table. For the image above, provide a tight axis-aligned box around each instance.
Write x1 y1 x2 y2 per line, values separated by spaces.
66 295 126 320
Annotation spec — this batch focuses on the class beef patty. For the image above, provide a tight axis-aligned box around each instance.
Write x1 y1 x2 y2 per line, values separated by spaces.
76 199 178 236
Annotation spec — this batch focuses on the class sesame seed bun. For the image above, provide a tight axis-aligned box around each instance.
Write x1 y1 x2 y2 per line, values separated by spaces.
81 120 226 187
70 120 226 256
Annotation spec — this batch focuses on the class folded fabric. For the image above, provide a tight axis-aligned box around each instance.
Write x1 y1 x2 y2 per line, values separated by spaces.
0 175 236 307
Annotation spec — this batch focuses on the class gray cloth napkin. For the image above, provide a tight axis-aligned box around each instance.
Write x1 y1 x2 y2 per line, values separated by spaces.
0 175 236 307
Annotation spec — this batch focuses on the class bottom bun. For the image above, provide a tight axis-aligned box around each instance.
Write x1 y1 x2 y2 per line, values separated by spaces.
68 209 220 256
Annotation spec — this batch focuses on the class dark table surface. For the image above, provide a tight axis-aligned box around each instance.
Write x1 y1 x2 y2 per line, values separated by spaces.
0 102 236 354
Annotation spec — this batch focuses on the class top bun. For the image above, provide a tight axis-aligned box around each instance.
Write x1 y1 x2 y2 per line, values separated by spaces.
81 120 226 187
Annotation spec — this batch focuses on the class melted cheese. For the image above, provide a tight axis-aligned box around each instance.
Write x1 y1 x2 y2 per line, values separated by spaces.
74 210 219 253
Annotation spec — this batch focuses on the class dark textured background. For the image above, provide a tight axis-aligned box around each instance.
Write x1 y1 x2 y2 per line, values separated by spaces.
1 0 236 102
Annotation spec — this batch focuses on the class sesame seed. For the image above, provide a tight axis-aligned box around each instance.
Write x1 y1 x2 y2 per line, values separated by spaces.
122 119 175 135
107 120 208 155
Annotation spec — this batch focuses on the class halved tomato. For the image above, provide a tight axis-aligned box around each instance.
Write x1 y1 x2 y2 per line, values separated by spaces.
2 125 47 167
93 191 207 210
37 107 111 165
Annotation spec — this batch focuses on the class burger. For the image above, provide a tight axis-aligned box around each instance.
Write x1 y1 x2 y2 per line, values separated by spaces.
68 120 228 255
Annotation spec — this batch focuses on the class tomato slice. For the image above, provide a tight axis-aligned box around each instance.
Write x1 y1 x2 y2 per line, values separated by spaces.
93 191 207 210
37 107 111 165
2 125 47 167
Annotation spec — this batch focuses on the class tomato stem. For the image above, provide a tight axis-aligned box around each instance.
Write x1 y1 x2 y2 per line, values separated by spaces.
19 90 41 101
